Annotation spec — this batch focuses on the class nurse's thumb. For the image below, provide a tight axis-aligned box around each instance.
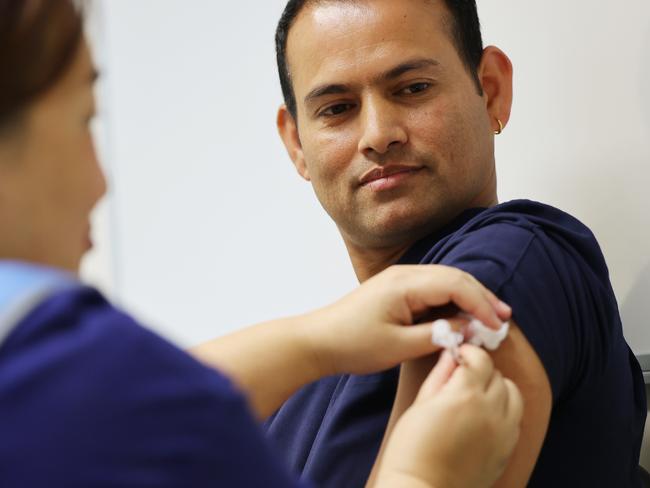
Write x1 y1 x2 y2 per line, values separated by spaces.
415 350 457 402
395 321 442 360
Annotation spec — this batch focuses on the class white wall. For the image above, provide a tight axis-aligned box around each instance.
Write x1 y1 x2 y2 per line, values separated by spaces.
97 0 357 345
95 0 650 352
90 0 649 471
79 0 117 294
478 1 650 358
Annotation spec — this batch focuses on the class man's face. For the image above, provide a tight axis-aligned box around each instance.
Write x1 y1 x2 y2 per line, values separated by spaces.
282 0 509 249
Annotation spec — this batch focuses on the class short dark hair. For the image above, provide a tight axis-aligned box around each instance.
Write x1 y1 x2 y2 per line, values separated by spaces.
275 0 484 118
0 0 84 135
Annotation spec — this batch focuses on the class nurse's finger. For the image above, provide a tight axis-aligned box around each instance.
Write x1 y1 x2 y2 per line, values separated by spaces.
395 265 505 330
504 378 524 424
464 273 512 321
415 351 458 401
500 378 524 452
485 369 508 412
390 321 444 360
447 345 496 390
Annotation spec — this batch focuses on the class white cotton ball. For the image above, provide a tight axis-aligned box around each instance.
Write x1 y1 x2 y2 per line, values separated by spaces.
467 319 510 351
431 319 464 350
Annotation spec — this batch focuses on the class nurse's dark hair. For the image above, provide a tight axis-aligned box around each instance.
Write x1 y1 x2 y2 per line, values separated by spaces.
276 0 484 118
0 0 84 136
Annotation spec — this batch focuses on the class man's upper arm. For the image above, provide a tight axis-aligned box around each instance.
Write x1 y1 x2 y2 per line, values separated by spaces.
489 321 552 487
381 321 552 488
435 223 584 484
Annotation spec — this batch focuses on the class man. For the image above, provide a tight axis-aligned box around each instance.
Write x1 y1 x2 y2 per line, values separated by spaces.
263 0 647 487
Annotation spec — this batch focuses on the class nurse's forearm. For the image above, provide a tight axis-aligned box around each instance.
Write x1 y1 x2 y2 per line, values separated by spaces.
189 266 510 420
189 311 325 420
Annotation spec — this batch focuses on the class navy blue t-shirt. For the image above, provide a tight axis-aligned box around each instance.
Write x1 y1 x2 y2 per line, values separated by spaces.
0 270 305 487
264 200 647 487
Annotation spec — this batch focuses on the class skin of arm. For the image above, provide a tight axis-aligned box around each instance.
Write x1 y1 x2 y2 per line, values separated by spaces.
190 314 322 420
190 265 512 420
375 346 524 488
487 324 552 487
367 322 551 488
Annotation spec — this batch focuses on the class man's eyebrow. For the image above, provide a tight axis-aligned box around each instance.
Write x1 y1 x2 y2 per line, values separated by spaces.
303 58 441 105
304 84 349 104
379 58 441 82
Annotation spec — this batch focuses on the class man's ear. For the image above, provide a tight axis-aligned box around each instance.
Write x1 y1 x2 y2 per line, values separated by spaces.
478 46 513 132
277 105 310 181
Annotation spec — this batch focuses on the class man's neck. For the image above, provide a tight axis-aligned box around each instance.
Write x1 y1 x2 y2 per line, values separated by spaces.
342 194 500 282
344 238 417 283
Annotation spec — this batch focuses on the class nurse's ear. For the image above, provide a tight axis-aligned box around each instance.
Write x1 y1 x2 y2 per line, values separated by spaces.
277 105 310 181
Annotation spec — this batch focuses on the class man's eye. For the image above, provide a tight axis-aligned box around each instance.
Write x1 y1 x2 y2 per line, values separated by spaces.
320 103 355 117
400 82 431 95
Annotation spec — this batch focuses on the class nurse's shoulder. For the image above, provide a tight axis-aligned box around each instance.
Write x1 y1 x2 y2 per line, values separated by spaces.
0 261 301 488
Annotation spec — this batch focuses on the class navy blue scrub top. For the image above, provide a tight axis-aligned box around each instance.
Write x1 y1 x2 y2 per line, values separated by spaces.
0 262 306 488
264 200 647 488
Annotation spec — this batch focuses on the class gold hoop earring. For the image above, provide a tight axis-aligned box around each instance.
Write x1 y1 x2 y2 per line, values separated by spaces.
494 118 504 135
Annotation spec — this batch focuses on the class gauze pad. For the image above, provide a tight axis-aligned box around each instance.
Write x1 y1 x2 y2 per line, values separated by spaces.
432 317 509 362
431 319 464 350
466 317 510 350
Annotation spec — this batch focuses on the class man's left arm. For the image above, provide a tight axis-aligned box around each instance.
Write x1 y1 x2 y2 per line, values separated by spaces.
486 322 552 486
366 322 550 488
369 225 576 487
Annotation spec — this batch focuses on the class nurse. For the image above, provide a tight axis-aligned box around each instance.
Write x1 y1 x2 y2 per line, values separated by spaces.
0 1 522 487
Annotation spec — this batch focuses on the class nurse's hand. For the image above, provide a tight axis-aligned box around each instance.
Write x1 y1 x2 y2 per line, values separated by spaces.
306 265 511 377
192 264 511 420
375 346 523 488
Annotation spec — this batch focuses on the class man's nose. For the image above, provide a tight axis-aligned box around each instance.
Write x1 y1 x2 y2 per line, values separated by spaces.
357 97 408 157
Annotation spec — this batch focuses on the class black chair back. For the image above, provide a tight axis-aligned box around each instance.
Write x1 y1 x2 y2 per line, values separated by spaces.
640 465 650 488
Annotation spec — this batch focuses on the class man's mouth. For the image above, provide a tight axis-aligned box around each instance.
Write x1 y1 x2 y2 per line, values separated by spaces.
359 164 424 191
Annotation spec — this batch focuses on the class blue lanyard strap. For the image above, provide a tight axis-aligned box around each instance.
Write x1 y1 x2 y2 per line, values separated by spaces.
0 262 76 346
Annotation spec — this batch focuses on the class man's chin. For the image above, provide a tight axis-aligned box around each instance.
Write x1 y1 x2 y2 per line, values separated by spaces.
347 215 444 250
